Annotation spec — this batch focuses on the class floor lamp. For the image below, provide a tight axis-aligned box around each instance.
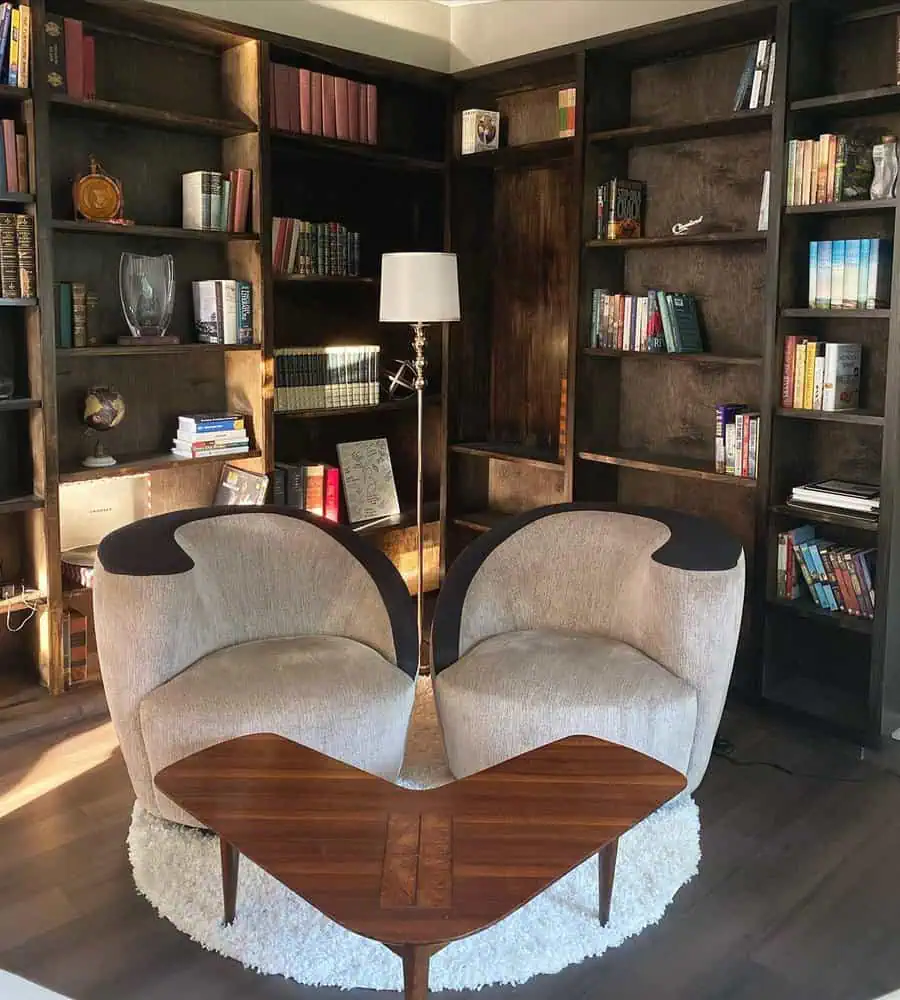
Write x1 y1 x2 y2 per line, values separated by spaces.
379 252 460 670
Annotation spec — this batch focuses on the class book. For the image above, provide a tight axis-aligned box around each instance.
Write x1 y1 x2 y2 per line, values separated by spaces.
334 75 349 140
7 5 18 87
558 87 576 138
182 171 211 231
758 169 770 231
274 345 380 412
16 0 29 88
172 443 249 459
781 334 799 407
461 108 500 155
299 68 312 134
866 238 892 309
802 339 817 409
213 465 268 506
310 71 323 135
322 74 336 137
815 240 832 308
733 44 756 111
605 178 643 239
763 40 776 107
324 465 340 522
596 183 607 240
0 211 18 297
668 294 703 353
810 341 826 410
83 33 95 99
748 38 769 110
715 404 746 473
347 78 359 141
365 83 377 144
179 413 245 434
821 342 861 411
336 438 400 524
829 239 845 309
63 17 82 99
1 117 14 192
859 237 872 309
71 280 86 346
808 241 817 307
843 239 860 310
192 280 254 344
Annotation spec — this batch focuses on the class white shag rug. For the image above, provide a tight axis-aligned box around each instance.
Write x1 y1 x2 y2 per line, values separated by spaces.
128 676 700 992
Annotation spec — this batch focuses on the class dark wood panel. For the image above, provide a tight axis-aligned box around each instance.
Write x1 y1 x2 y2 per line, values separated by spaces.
497 84 575 148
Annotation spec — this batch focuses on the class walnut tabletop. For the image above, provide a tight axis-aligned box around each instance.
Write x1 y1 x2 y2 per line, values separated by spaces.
154 734 685 999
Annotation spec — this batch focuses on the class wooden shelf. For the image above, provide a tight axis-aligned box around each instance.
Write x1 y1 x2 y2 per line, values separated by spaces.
0 85 30 102
274 274 377 285
352 500 440 536
587 108 772 147
584 348 762 365
776 407 884 426
763 675 868 738
585 231 766 250
782 308 890 319
791 85 900 117
767 595 873 634
0 494 43 515
785 199 896 215
451 509 510 533
578 448 757 487
271 129 443 172
770 503 879 532
57 343 260 357
0 297 36 306
450 442 564 471
0 397 40 411
0 588 45 614
49 93 257 136
0 192 33 204
456 137 574 169
276 396 440 419
51 220 259 242
59 449 262 483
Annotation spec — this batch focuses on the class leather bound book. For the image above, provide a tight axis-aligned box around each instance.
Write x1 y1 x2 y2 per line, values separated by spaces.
365 83 377 145
358 81 368 143
0 214 20 298
268 62 277 128
347 80 360 142
44 13 67 91
299 68 311 134
274 64 293 131
83 35 95 99
310 72 323 135
321 74 337 137
287 67 300 134
15 134 26 194
63 18 83 100
2 119 16 192
334 76 349 140
233 168 251 234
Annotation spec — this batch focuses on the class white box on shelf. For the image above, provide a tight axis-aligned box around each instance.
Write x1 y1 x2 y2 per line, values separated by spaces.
461 109 500 155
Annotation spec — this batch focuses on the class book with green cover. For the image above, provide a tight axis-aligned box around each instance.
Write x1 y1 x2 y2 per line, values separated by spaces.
669 294 704 353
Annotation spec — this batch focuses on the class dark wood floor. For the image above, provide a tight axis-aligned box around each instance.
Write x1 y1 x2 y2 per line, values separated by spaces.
1 705 900 1000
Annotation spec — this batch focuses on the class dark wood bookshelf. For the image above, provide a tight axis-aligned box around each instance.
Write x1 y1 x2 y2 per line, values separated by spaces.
584 348 763 365
0 495 44 515
51 220 259 241
781 308 890 319
790 84 900 117
0 85 30 102
455 137 574 169
769 503 879 533
353 500 441 537
0 398 41 411
48 93 257 136
767 596 874 635
587 108 772 147
578 449 757 488
0 192 34 204
273 274 377 286
270 129 444 172
59 449 263 484
276 396 440 420
56 344 260 357
784 199 896 216
0 298 37 306
775 407 885 426
450 442 564 471
451 509 510 533
585 231 766 250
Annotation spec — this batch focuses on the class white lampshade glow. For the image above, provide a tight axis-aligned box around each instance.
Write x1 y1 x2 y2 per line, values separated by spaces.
379 252 460 323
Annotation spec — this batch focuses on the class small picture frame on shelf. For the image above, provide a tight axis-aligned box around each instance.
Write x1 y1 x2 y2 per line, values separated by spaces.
461 109 500 155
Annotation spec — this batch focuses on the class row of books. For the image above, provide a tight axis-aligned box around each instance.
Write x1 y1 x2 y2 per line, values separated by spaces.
0 3 30 89
192 280 254 345
55 282 94 348
44 14 95 99
781 339 860 411
273 461 341 522
272 218 361 277
596 179 643 240
786 479 880 520
0 120 27 194
776 526 876 619
181 169 252 233
269 63 377 145
589 289 703 353
715 405 760 479
785 134 874 206
558 88 576 138
0 212 33 298
733 37 776 111
172 412 251 461
274 345 381 413
807 239 891 310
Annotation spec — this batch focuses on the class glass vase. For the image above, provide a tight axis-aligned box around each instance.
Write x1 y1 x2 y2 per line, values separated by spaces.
118 252 175 338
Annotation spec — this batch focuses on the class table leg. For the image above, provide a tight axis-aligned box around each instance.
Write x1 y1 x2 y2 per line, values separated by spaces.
220 838 240 925
400 943 440 1000
598 838 618 925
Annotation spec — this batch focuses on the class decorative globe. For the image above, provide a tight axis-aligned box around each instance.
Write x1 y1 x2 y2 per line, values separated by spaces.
84 386 126 431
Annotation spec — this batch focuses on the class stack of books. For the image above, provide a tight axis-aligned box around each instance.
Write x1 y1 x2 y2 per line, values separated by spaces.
733 37 776 111
274 346 380 413
43 14 95 97
0 3 31 88
776 524 876 619
787 479 880 522
807 239 891 310
269 64 377 145
172 413 251 461
273 461 340 522
55 282 96 347
192 280 254 344
715 405 760 479
590 289 702 353
0 212 33 298
596 179 644 240
786 134 879 206
272 218 361 277
558 88 576 137
781 339 861 411
182 169 252 233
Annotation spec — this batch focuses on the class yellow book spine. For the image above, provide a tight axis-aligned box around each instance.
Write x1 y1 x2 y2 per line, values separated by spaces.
17 3 30 89
8 9 20 88
793 340 807 408
803 341 818 409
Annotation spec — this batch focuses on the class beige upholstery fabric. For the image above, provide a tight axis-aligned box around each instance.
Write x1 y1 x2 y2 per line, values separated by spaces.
434 628 697 780
140 635 414 825
94 512 408 822
437 509 745 792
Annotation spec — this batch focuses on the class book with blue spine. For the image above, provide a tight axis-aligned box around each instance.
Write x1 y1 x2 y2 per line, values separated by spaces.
808 240 817 307
842 239 860 309
178 413 245 434
866 238 892 309
815 241 832 308
858 238 871 308
830 239 845 309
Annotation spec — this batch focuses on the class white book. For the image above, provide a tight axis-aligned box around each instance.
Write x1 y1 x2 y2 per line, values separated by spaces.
219 178 231 232
182 172 206 230
286 219 301 273
220 280 238 344
638 296 648 351
763 40 776 107
176 429 248 444
623 296 633 350
791 490 876 512
822 342 861 411
812 351 826 410
208 172 222 233
17 2 30 88
172 444 250 459
758 169 770 231
192 280 219 342
725 421 736 476
748 38 769 110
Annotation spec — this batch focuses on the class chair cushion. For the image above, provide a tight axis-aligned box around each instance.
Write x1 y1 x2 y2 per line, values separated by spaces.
434 628 697 779
140 634 415 825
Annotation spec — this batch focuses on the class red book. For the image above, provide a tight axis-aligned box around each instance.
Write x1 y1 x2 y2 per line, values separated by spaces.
310 72 323 135
273 218 288 273
324 465 340 523
358 82 368 143
365 83 377 145
299 68 311 134
304 465 325 517
616 295 625 350
274 64 292 131
782 334 798 408
64 18 84 100
740 415 750 477
2 120 17 192
347 80 360 142
287 67 300 134
321 74 336 138
83 35 95 99
232 168 251 233
334 76 349 140
268 63 277 128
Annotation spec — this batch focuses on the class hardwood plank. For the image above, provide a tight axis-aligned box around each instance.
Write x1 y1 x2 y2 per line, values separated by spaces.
775 408 885 426
58 450 263 483
587 108 772 147
785 199 896 216
585 232 766 250
584 349 762 365
49 94 257 137
791 85 900 116
51 220 258 242
578 449 758 487
57 344 261 357
450 442 564 471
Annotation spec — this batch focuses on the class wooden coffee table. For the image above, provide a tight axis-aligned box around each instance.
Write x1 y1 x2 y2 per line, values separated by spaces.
155 734 685 999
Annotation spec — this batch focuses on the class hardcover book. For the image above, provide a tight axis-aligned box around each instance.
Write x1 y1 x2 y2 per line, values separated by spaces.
606 178 644 240
336 437 400 524
213 465 268 507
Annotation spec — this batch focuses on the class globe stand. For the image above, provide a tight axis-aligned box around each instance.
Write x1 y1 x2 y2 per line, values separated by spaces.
82 437 117 468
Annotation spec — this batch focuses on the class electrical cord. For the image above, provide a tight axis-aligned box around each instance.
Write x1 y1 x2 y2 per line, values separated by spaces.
712 736 876 784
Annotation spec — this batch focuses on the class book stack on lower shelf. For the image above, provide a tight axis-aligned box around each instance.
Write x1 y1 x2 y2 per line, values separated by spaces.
590 289 702 353
273 461 340 521
786 479 880 523
786 133 876 206
182 170 252 233
272 218 361 277
0 210 33 298
274 345 380 413
807 239 891 310
781 338 860 411
172 413 251 461
269 63 377 144
776 524 875 621
715 405 759 479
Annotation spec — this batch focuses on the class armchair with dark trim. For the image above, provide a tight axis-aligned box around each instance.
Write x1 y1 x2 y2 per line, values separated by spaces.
431 504 745 793
93 507 418 826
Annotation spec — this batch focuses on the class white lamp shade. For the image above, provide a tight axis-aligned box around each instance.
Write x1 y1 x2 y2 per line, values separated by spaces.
379 252 460 323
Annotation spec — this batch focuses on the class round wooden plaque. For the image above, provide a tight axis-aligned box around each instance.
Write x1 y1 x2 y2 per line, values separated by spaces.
74 160 123 222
